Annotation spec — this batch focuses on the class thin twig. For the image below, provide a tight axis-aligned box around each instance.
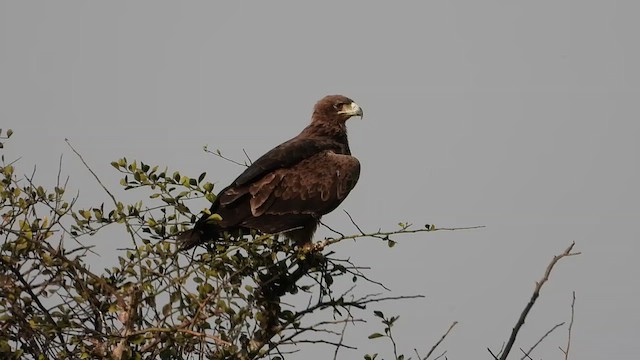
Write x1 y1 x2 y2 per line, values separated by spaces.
432 351 448 360
65 139 117 210
492 242 580 360
559 291 576 359
519 348 534 360
203 146 249 168
332 318 350 360
520 322 565 360
319 220 345 238
242 148 253 165
424 321 458 359
344 210 366 235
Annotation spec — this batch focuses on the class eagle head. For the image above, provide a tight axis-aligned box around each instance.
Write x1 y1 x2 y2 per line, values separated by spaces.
313 95 363 123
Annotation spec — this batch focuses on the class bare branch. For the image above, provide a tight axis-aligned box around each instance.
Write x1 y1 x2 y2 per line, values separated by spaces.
487 347 500 360
65 139 117 211
520 322 565 360
519 348 534 360
494 242 580 360
344 210 366 235
432 350 448 360
559 291 576 359
242 148 253 165
65 139 141 248
424 321 458 360
203 146 250 168
319 220 345 238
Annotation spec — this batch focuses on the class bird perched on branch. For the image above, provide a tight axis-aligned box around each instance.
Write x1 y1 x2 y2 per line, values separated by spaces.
179 95 363 250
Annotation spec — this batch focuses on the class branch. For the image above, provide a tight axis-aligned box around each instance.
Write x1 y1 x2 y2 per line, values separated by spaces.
315 224 486 250
203 146 250 168
66 139 142 246
520 322 565 360
2 257 69 352
559 291 576 359
492 242 580 360
332 318 351 360
65 139 117 211
424 321 458 360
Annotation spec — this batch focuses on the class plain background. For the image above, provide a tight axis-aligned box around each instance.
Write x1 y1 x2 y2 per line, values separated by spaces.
1 1 639 359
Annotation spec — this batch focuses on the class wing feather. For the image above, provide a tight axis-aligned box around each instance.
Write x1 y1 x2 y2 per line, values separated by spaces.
250 151 360 217
232 137 346 187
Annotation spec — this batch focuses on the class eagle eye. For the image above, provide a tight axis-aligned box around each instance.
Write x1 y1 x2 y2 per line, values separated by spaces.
333 102 346 110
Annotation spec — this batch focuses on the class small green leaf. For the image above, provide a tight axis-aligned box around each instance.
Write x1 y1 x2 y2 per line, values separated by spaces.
368 332 384 339
206 213 222 222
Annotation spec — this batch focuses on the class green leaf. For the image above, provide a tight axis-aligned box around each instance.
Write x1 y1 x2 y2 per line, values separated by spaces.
373 310 384 319
203 182 214 192
206 213 222 222
368 332 384 339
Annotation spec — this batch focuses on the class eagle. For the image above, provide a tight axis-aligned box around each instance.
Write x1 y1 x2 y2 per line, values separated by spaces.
179 95 363 250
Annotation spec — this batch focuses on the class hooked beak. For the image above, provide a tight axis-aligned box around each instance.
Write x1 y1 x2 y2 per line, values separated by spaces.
338 102 364 119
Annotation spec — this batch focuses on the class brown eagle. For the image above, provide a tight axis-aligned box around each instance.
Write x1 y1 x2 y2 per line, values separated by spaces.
179 95 363 250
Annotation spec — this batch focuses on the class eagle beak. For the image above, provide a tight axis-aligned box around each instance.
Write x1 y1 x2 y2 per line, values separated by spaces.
339 102 364 119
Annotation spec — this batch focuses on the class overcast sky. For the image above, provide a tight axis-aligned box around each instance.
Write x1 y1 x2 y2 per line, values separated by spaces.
1 1 639 359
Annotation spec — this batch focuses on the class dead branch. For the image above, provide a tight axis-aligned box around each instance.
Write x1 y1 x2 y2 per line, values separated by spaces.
520 322 565 360
492 242 580 360
424 321 458 360
559 291 576 359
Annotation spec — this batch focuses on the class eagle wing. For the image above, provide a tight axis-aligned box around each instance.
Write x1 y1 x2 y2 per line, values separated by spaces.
248 151 361 218
232 137 345 187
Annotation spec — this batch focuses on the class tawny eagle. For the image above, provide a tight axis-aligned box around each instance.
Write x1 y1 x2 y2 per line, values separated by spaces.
179 95 363 250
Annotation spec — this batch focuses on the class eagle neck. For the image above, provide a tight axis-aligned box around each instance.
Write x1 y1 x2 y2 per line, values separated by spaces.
302 120 351 154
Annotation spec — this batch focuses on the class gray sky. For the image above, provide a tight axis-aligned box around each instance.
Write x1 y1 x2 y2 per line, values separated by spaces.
2 1 639 359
